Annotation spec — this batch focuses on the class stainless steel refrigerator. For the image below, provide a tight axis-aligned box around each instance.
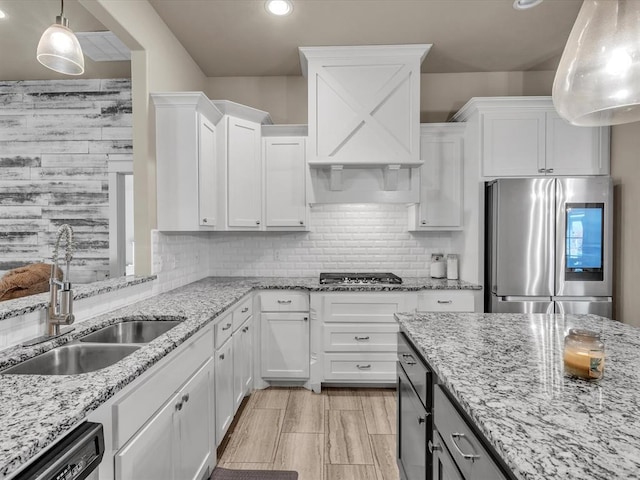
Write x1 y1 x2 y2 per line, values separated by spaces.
485 177 613 318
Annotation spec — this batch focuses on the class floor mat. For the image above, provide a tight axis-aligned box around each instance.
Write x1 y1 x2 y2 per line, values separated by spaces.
210 467 298 480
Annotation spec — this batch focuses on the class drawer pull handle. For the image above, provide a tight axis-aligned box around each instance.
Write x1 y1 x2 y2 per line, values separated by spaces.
428 440 442 454
437 300 452 304
241 307 249 313
175 401 183 411
356 364 371 369
303 316 308 321
242 326 249 333
354 336 370 341
182 393 190 403
277 300 292 304
222 323 232 331
219 353 225 360
402 353 416 366
451 433 481 462
417 415 426 424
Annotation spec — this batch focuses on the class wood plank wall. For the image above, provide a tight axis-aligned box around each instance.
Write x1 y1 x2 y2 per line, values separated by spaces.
0 78 132 284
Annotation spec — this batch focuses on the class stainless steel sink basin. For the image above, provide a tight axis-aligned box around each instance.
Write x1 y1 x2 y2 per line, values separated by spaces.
79 320 181 344
1 344 140 375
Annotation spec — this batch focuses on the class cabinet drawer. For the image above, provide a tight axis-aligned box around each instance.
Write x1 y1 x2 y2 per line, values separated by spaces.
434 385 508 480
323 353 397 381
418 291 474 312
322 293 410 323
259 291 309 311
214 311 234 349
113 326 212 449
323 323 399 352
232 295 253 332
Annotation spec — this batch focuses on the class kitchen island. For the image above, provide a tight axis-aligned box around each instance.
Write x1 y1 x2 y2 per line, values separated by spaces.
396 312 640 480
0 276 479 479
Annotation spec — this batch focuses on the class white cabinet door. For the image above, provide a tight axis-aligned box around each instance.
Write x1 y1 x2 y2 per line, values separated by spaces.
241 316 254 395
232 316 254 412
232 328 244 413
227 117 262 228
215 336 234 445
545 112 610 176
198 114 217 227
482 111 546 177
176 359 214 480
414 127 463 229
261 312 309 379
115 393 177 480
264 137 307 228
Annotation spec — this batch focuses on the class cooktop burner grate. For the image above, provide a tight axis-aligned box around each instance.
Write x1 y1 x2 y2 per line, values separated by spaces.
319 272 403 285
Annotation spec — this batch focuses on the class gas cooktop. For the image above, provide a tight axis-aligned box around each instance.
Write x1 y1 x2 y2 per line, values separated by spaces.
319 272 403 285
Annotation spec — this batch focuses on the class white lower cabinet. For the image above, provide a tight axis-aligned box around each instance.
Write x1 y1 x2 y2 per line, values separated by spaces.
115 358 213 480
215 336 234 445
314 293 413 385
261 312 310 379
233 316 253 411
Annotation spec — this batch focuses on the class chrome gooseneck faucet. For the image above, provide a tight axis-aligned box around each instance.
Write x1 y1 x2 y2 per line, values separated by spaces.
48 224 75 336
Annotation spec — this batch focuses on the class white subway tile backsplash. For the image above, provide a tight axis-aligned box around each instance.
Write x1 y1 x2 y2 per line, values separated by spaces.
208 204 454 277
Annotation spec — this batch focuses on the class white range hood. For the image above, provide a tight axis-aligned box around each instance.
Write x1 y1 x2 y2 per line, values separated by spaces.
299 44 431 202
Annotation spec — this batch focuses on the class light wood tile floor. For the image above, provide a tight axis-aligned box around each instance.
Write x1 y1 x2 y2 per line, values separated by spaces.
218 387 399 480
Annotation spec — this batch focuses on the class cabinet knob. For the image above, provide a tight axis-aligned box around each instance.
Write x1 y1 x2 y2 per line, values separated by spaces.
303 316 308 321
202 218 208 223
219 353 225 360
421 220 427 225
256 220 260 225
417 415 426 425
546 168 554 173
299 220 304 225
241 307 249 313
538 168 546 173
428 440 442 454
175 401 183 411
182 393 190 403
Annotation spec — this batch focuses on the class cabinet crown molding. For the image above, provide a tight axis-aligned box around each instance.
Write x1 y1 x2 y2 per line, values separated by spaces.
151 92 223 124
298 44 432 77
212 99 273 125
452 96 555 122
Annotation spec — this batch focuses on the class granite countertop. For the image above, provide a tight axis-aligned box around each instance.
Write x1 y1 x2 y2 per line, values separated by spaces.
396 312 640 480
0 276 480 478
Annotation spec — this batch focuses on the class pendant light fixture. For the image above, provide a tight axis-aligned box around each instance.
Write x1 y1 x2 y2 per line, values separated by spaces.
552 0 640 126
37 0 85 75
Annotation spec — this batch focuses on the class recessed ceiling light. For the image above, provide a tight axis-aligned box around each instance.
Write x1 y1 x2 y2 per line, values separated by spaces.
0 9 6 19
265 0 293 16
513 0 544 10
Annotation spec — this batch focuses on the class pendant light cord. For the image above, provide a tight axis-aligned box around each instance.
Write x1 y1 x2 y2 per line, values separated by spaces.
60 0 64 16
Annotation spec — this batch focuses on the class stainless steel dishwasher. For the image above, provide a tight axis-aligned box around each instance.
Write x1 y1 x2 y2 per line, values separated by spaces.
13 422 104 480
397 331 432 480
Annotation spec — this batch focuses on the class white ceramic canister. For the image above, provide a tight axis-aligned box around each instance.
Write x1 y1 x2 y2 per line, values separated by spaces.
447 254 459 280
430 254 446 278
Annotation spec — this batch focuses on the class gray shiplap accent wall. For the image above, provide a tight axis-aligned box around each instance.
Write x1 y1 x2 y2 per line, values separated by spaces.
0 79 132 283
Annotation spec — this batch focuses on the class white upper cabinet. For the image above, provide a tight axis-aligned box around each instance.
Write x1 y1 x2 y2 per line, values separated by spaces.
409 124 464 230
214 100 272 231
263 126 308 230
152 93 223 231
299 45 431 169
452 97 610 178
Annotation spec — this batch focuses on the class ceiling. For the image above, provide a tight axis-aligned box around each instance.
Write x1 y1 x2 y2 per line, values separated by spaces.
0 0 582 81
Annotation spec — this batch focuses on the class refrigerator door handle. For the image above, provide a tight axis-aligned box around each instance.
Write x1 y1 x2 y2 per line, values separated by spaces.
501 296 553 302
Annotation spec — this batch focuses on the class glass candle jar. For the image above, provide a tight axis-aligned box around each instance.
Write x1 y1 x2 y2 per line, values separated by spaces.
563 328 605 380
